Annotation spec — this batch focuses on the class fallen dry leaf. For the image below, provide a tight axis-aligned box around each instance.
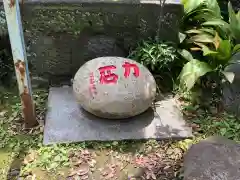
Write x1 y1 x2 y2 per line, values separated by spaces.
101 164 117 180
68 165 89 177
78 168 89 176
73 160 83 166
104 172 115 180
79 175 89 180
68 169 78 177
23 151 38 165
89 159 96 167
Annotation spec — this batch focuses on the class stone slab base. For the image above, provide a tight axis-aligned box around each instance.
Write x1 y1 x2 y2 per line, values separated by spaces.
43 86 192 144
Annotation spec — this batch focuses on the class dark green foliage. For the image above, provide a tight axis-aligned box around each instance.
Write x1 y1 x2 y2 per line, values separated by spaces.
0 49 13 86
129 41 183 77
128 40 183 92
179 0 240 92
218 0 229 21
0 35 13 87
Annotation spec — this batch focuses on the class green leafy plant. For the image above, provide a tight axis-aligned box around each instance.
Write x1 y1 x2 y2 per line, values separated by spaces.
179 0 240 91
23 145 70 172
128 40 184 91
181 0 221 31
182 101 240 142
202 2 240 43
192 112 240 141
128 41 179 73
181 0 240 49
128 40 185 88
179 33 240 91
180 0 229 50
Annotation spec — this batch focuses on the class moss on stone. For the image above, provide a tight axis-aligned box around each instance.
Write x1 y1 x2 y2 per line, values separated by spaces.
23 6 105 37
0 9 7 35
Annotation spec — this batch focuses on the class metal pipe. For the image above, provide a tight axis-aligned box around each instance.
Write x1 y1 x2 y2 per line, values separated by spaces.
3 0 38 128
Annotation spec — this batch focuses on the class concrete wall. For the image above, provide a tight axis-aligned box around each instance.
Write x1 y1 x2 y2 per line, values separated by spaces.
0 0 183 85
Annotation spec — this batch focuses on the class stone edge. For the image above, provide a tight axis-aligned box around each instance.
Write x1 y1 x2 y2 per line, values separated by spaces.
0 0 181 5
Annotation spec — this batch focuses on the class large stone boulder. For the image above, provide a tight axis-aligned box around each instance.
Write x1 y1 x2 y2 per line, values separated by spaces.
183 136 240 180
73 57 156 119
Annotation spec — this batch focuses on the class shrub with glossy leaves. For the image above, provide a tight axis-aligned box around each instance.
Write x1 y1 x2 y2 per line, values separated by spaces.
179 0 240 91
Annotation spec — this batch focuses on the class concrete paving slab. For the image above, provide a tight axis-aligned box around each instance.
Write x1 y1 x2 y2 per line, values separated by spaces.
43 86 192 144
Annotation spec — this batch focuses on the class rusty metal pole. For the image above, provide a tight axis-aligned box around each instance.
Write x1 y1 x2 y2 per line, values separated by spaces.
3 0 38 128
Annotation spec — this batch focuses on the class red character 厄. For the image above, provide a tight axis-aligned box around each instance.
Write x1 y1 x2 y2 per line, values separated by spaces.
98 65 118 84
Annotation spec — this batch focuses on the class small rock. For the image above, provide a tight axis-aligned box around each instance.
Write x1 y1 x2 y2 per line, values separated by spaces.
0 111 7 117
8 168 20 177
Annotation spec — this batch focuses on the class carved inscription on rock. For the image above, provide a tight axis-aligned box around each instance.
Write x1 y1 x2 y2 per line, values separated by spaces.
73 57 156 119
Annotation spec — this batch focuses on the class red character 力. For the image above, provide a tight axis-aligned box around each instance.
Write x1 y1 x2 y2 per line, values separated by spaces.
98 65 118 84
122 62 140 78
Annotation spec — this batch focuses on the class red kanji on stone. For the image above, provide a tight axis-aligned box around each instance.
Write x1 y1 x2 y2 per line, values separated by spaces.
122 62 140 78
89 72 97 96
98 65 118 84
